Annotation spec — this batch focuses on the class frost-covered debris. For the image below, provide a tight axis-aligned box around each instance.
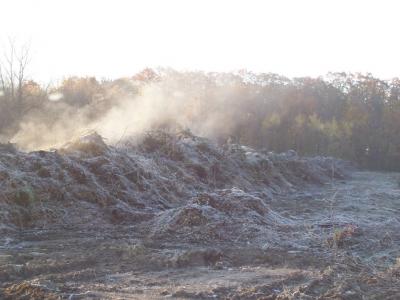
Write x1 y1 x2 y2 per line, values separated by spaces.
2 132 400 299
149 187 299 248
59 132 108 156
0 129 350 233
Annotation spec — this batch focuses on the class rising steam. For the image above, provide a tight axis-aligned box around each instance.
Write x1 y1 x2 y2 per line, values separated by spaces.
9 72 242 150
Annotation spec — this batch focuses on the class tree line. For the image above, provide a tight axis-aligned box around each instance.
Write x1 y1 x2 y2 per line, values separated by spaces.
1 65 400 170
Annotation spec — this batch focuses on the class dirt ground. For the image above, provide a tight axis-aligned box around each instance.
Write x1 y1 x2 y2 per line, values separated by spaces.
1 170 400 299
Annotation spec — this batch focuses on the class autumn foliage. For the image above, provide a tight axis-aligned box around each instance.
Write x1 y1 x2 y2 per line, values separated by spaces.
1 69 400 170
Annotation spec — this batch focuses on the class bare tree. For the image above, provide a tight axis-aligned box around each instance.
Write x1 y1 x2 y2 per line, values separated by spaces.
0 38 31 116
0 39 33 136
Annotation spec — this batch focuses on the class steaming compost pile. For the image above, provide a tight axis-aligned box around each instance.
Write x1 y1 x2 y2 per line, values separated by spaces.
0 130 399 299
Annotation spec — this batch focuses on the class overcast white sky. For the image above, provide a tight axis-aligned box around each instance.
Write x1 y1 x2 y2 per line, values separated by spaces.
1 0 399 82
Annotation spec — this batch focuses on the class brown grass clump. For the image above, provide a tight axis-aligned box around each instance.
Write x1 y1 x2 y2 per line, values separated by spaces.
2 282 60 300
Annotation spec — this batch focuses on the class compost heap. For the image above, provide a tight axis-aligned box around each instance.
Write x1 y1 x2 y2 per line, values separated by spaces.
0 129 349 236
